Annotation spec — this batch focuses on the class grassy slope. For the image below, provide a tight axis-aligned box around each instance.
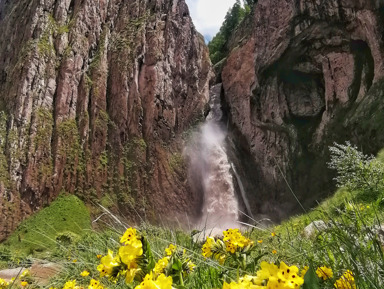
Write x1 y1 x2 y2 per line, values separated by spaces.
4 195 91 255
1 149 384 288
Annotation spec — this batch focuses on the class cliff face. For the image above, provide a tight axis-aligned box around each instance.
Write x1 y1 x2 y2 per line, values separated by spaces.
222 0 384 219
0 0 212 240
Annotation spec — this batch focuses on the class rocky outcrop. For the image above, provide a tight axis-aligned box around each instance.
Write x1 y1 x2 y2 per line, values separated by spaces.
0 0 212 240
221 0 384 220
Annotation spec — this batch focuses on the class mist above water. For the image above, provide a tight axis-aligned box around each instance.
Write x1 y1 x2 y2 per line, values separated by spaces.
186 84 240 235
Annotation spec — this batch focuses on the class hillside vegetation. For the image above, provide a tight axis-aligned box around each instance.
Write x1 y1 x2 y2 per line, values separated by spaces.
3 195 91 257
208 0 257 65
0 143 383 288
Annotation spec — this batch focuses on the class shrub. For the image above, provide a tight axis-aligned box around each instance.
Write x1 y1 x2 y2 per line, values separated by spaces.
328 142 384 200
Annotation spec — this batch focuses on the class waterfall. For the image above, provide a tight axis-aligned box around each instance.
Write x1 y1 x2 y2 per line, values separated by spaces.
186 84 240 234
230 162 254 220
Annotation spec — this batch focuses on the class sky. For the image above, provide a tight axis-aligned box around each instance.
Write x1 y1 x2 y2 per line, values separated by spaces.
185 0 237 42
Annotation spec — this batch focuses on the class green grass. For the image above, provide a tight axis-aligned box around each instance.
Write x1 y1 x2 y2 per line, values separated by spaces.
4 194 91 256
2 144 384 289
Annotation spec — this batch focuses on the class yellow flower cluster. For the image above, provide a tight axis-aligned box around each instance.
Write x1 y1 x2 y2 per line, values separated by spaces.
223 275 260 289
223 229 254 253
0 278 9 289
63 280 79 289
334 270 356 289
221 261 306 289
94 228 178 289
153 257 169 275
88 279 104 289
135 272 172 289
254 261 304 289
120 227 139 245
165 244 176 256
61 279 104 289
97 249 120 278
202 237 216 258
202 229 254 266
97 227 143 284
316 266 333 280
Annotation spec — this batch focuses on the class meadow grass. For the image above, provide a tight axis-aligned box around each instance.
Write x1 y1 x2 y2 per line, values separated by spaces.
1 143 384 288
2 194 91 259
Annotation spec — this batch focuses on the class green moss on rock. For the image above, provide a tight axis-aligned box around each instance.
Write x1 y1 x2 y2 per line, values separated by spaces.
5 195 91 254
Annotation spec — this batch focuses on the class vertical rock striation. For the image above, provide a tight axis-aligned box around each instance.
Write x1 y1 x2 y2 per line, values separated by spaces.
221 0 384 220
0 0 212 240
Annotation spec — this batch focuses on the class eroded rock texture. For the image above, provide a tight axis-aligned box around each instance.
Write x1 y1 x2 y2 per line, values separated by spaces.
0 0 212 240
222 0 384 220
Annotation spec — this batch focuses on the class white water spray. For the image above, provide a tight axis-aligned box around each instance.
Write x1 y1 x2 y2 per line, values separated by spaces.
186 84 240 234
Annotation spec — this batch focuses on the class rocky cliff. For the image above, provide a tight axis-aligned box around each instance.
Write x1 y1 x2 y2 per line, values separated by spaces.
221 0 384 220
0 0 212 240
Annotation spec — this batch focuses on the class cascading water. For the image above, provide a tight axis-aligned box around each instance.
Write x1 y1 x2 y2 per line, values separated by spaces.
186 84 240 234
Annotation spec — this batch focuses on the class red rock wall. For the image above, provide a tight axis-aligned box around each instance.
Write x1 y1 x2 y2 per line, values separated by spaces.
0 0 212 240
222 0 384 220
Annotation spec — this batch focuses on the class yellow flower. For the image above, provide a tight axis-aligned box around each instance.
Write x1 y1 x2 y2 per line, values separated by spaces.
278 262 304 288
226 242 237 254
120 227 139 245
154 257 169 275
125 268 140 284
119 239 143 268
63 280 78 289
223 229 253 252
97 249 120 277
271 232 276 237
80 271 90 277
202 237 216 258
217 254 226 265
20 270 30 279
223 275 263 289
223 281 240 289
73 259 77 263
20 281 28 287
97 255 102 259
134 272 172 289
254 261 278 285
257 240 263 244
88 279 103 289
155 274 173 289
165 244 176 256
187 260 196 272
301 266 309 278
254 261 304 289
272 250 277 254
316 266 333 280
334 270 356 289
0 278 9 289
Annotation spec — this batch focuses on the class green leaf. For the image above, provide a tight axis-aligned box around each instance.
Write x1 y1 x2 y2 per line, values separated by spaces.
172 258 183 271
303 265 320 289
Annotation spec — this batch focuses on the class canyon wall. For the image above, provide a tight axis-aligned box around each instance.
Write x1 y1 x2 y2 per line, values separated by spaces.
0 0 212 240
222 0 384 220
